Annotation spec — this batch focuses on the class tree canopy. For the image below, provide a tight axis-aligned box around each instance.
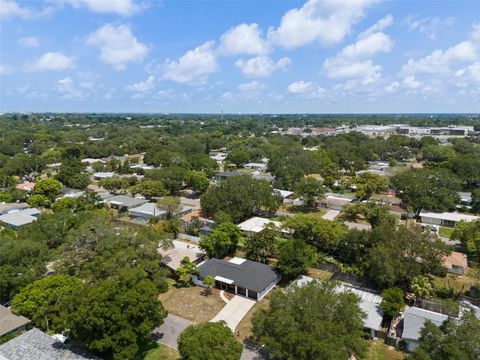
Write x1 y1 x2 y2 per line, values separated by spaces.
252 280 368 360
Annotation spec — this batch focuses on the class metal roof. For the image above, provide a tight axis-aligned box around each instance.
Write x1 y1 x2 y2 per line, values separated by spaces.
199 258 280 292
402 307 448 341
0 209 39 227
420 211 479 223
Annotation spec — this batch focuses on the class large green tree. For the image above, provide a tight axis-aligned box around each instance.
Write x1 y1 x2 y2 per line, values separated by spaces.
355 172 389 199
277 240 317 280
294 176 325 208
65 270 167 360
11 275 85 332
245 226 276 263
199 222 241 258
178 322 243 360
201 175 282 223
252 280 368 359
392 168 461 212
34 178 62 201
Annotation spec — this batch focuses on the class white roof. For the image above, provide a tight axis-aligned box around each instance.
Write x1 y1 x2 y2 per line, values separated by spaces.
402 307 448 341
214 276 234 284
229 257 247 265
420 211 479 222
274 189 294 198
0 208 39 227
82 158 104 164
129 203 166 217
93 172 114 178
237 217 281 233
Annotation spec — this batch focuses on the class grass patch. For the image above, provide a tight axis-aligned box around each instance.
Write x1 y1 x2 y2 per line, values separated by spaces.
439 227 454 239
143 343 179 360
432 273 478 295
235 298 269 343
366 339 405 360
306 268 334 281
159 286 225 323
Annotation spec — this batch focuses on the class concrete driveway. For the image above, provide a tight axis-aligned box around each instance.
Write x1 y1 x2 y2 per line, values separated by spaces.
152 313 193 349
211 295 256 331
322 209 340 220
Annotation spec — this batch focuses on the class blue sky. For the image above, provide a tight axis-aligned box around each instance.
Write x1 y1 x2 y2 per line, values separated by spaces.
1 0 480 113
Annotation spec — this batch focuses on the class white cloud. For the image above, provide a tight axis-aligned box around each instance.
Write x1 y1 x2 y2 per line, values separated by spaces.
27 52 75 71
53 0 142 15
0 64 14 74
56 77 84 98
126 75 156 92
456 62 480 83
403 75 422 89
87 24 148 70
322 16 393 81
235 56 291 77
18 36 40 48
359 14 393 38
238 81 265 91
0 0 32 20
287 81 313 94
268 0 376 49
324 59 382 80
163 41 217 85
385 81 399 92
340 31 393 59
219 23 270 56
403 15 455 40
402 41 478 75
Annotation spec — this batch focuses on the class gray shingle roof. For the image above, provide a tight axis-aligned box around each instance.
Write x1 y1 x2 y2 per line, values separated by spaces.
198 258 280 292
402 307 448 341
0 306 30 337
0 329 100 360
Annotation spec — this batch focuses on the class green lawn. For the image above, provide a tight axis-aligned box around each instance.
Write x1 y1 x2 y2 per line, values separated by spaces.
439 227 454 239
143 344 178 360
366 339 405 360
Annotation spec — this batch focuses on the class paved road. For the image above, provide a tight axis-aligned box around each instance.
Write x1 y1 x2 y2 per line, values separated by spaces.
322 209 340 220
152 314 193 349
211 295 256 331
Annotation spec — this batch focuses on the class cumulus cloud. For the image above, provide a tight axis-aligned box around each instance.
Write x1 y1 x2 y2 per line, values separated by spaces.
235 56 291 77
87 24 149 70
456 62 480 83
402 41 478 75
0 0 32 19
385 81 399 92
287 81 313 94
238 81 265 91
403 15 455 40
53 0 143 15
163 41 218 85
18 36 40 48
268 0 376 49
27 52 75 71
56 77 84 98
322 16 393 82
403 75 422 89
126 76 156 92
219 23 270 56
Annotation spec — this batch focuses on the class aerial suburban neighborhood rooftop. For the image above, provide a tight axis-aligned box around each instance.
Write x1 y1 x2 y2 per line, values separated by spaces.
1 0 480 359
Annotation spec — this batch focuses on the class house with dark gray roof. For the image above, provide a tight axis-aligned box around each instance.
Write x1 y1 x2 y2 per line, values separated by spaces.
401 306 448 352
0 306 30 338
192 257 281 300
0 328 99 360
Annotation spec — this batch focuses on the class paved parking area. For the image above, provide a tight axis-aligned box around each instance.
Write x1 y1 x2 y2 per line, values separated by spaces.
211 295 256 331
152 314 193 349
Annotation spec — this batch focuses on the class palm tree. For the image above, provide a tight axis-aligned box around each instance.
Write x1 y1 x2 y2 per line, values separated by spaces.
411 275 433 303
